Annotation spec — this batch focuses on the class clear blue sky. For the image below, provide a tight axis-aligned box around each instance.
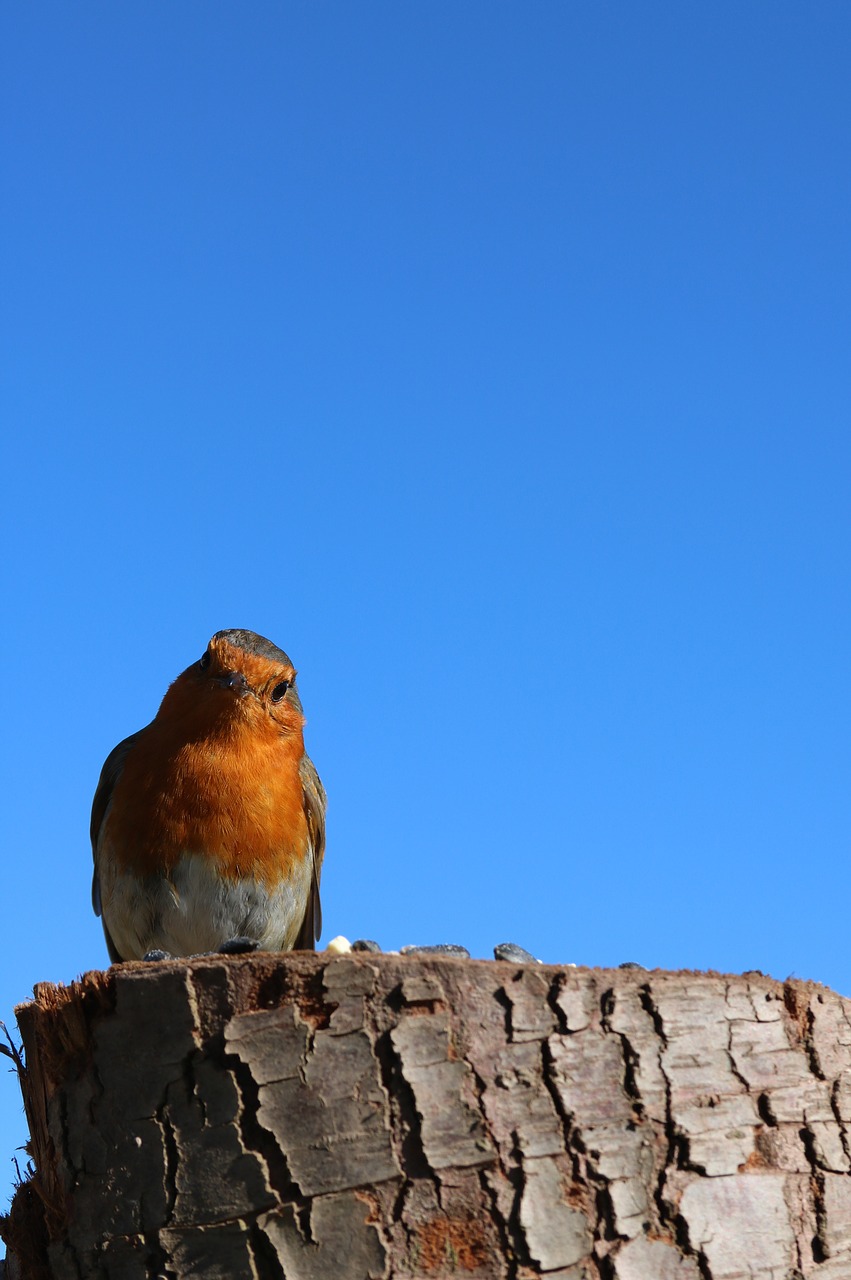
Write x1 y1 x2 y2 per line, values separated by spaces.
3 2 851 1224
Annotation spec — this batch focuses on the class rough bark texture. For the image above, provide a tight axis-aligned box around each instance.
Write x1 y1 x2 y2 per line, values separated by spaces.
3 953 851 1279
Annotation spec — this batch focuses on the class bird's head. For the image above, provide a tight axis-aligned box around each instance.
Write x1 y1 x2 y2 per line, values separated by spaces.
159 629 307 739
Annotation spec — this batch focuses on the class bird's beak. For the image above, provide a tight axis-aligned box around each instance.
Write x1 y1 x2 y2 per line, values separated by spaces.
216 671 249 696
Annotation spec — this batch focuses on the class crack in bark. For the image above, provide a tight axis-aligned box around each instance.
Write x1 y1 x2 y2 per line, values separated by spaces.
600 986 643 1116
142 1229 178 1280
810 1168 828 1262
479 1165 520 1280
468 1042 528 1275
596 1253 617 1280
225 1043 309 1224
552 991 624 1260
639 980 677 1241
723 983 754 1101
159 1048 203 1228
372 1026 431 1183
370 1020 430 1263
248 1219 285 1278
157 1093 179 1228
493 983 514 1041
757 1091 777 1127
829 1076 851 1165
545 972 570 1034
804 1000 826 1081
540 1036 580 1183
783 981 826 1080
797 1111 834 1252
639 982 713 1278
798 1120 831 1177
388 1178 416 1272
781 982 844 1263
541 1031 614 1273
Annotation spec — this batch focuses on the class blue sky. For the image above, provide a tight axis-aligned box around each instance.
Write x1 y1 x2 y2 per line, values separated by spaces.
2 2 851 1224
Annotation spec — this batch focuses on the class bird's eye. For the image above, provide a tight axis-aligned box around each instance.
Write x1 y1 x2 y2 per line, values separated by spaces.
271 680 290 703
199 652 211 672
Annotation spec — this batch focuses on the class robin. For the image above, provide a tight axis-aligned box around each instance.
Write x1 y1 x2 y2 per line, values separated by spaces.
91 629 325 962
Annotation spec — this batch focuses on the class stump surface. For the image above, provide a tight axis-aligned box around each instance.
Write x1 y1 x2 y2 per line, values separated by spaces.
4 953 851 1279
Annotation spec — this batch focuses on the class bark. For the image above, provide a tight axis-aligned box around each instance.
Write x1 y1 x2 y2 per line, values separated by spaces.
3 953 851 1279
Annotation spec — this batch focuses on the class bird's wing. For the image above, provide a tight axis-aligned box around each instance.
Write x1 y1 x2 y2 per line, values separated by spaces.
91 729 147 961
294 752 327 950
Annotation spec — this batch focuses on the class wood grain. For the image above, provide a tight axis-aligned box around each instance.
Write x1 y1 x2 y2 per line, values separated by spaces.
3 954 851 1278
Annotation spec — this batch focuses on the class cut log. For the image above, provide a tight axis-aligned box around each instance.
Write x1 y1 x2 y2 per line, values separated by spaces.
3 953 851 1278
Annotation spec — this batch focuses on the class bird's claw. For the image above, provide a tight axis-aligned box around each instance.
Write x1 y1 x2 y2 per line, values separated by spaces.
218 937 260 955
142 949 174 962
351 939 382 953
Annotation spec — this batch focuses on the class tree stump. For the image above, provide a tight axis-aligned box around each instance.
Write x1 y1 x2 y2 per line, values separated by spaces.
3 952 851 1279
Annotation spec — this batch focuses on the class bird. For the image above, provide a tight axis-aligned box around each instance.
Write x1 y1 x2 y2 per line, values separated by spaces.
90 629 325 963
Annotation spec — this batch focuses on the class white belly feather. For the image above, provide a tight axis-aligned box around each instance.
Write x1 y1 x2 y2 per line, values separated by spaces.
101 851 313 961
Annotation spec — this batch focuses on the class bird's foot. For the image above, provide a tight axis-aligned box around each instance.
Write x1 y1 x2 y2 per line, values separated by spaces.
493 942 541 964
218 937 261 955
142 949 174 962
351 939 382 953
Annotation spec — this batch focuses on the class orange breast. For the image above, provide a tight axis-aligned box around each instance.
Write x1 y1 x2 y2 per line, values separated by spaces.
103 711 309 889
